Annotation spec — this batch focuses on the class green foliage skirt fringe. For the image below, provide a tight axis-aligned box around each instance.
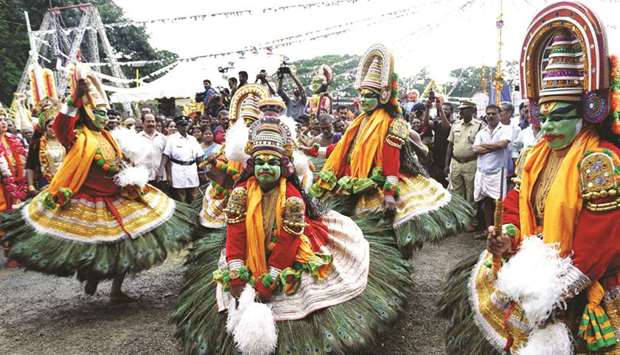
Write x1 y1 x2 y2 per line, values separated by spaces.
436 253 500 355
394 192 475 257
321 191 474 258
0 202 197 282
173 213 413 355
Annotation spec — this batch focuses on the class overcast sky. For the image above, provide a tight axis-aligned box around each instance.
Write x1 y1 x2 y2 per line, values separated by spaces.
113 0 620 82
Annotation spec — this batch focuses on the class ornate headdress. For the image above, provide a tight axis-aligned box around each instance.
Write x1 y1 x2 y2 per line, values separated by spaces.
313 64 333 86
30 65 58 108
26 65 58 130
35 96 60 128
229 84 269 124
354 43 401 116
520 2 615 127
258 97 286 117
69 63 110 122
355 44 394 104
246 116 294 159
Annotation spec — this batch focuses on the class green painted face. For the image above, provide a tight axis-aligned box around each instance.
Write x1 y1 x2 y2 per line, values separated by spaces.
359 89 379 114
539 101 582 150
254 154 281 188
92 109 109 130
311 75 323 94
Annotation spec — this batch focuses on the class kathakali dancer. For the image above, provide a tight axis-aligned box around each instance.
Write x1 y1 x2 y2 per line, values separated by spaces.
307 43 473 255
25 98 66 192
199 88 312 230
198 84 270 229
0 64 195 302
174 114 411 355
438 2 620 354
306 64 333 117
24 71 66 192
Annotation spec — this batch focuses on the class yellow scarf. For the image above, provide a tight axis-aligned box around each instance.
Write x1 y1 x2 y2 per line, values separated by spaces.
518 127 599 256
322 109 392 178
48 126 122 196
245 177 287 277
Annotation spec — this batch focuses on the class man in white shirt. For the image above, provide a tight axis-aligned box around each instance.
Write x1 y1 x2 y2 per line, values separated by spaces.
163 116 203 204
473 104 512 229
138 113 167 190
499 102 521 175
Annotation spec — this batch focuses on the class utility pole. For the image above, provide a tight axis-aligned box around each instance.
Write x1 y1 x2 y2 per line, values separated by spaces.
17 4 129 106
494 0 504 105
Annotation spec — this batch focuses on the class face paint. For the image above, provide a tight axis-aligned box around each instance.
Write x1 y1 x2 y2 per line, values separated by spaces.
243 116 258 127
539 101 583 150
311 75 324 94
254 154 282 188
92 109 109 130
359 89 379 114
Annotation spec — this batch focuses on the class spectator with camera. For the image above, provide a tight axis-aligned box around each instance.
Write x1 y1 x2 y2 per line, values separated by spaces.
277 62 307 122
255 70 276 96
421 93 453 186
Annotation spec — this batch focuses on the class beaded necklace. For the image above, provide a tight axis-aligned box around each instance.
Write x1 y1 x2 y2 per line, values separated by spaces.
39 136 66 181
93 133 121 175
532 148 568 221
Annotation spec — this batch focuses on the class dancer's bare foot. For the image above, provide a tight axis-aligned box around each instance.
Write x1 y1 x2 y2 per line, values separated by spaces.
109 272 135 304
5 259 21 268
84 278 99 296
109 291 136 304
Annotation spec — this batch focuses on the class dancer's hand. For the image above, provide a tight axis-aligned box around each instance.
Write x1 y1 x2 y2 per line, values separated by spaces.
255 282 273 303
230 284 244 299
486 226 512 256
383 195 396 218
75 79 89 99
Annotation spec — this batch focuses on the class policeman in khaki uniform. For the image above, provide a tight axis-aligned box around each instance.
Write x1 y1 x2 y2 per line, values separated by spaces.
445 100 483 213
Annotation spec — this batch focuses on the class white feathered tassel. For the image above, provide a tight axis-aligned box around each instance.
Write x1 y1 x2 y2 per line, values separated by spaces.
226 285 248 335
225 118 250 162
227 286 278 355
110 127 150 165
292 150 313 192
110 128 151 188
496 237 573 325
114 165 149 188
278 115 299 141
517 322 573 355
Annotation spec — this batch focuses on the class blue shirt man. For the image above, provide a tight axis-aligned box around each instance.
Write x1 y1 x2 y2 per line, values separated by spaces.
202 79 217 106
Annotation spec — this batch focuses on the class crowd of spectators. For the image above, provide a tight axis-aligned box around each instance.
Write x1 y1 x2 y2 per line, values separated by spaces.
404 91 540 233
87 71 357 205
2 68 540 238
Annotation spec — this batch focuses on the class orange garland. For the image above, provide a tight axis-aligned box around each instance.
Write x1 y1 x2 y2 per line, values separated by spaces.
38 136 57 183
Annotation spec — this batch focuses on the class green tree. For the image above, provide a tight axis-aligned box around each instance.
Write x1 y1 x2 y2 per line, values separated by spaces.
399 67 432 95
277 54 360 99
0 0 176 104
444 61 518 98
